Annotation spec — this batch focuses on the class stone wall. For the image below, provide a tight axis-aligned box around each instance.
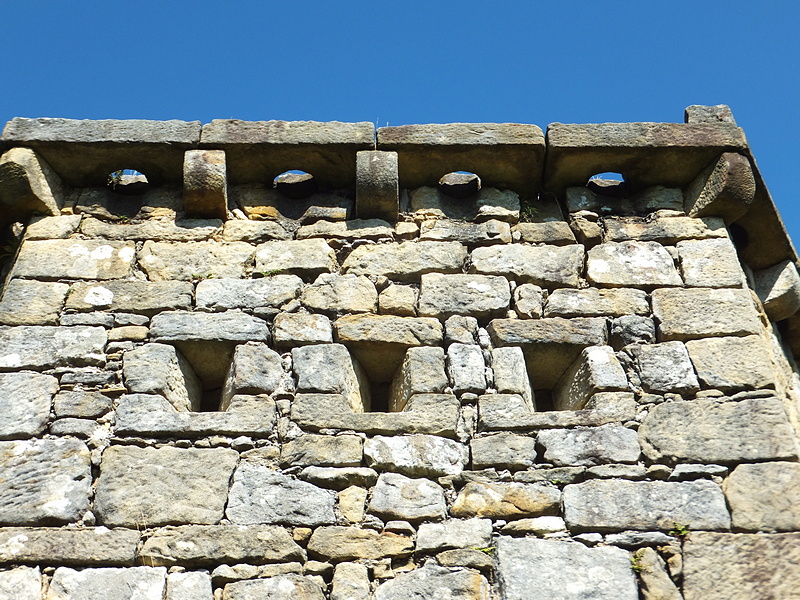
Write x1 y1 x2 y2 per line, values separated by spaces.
0 106 798 599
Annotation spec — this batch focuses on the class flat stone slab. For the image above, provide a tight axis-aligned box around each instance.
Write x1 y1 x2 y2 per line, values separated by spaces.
651 288 762 340
0 325 106 370
685 335 776 391
300 273 378 315
724 461 800 532
80 217 221 241
544 287 648 318
0 438 91 525
364 434 468 477
537 425 640 466
139 241 253 281
603 215 727 244
408 186 520 223
306 526 413 562
150 311 270 343
471 432 537 470
196 276 302 311
418 273 510 319
123 343 201 412
0 527 139 566
254 239 337 279
342 241 467 282
0 372 58 439
420 219 512 245
66 280 193 315
471 244 584 287
0 279 68 325
451 481 560 519
563 479 731 532
47 566 167 600
297 219 394 241
416 519 493 553
677 237 745 288
586 241 682 288
496 536 638 600
630 341 700 394
94 446 238 527
222 575 325 600
373 563 490 600
14 239 135 280
639 397 797 464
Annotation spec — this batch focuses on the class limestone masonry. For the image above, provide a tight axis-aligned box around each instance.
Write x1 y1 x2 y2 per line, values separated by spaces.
0 105 798 599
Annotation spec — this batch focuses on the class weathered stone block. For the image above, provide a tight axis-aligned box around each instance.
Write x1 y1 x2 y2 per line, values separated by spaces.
301 273 378 315
445 315 479 345
446 343 486 395
281 434 362 468
753 259 800 321
14 239 135 280
545 287 648 318
603 215 727 244
471 244 584 287
610 315 656 349
373 563 490 600
724 461 800 532
299 467 378 491
677 237 744 288
630 341 700 394
0 373 58 439
356 150 398 221
95 446 238 527
0 280 68 325
367 472 446 522
254 239 337 279
222 219 290 242
183 149 227 219
0 147 65 221
167 571 213 600
0 566 41 600
81 217 221 242
307 526 413 562
537 425 640 466
0 325 106 370
566 185 684 215
47 566 167 600
139 241 253 281
272 312 332 347
563 479 730 532
513 221 576 245
419 273 510 320
420 219 511 245
365 434 467 477
331 563 370 600
298 218 395 241
378 284 417 316
416 519 492 553
222 574 325 600
652 288 761 341
150 311 269 344
471 432 536 470
491 346 534 409
196 276 302 311
25 214 81 239
586 241 682 288
685 104 736 124
410 185 521 223
53 390 112 418
293 343 369 412
685 152 756 223
451 481 560 519
0 527 139 566
342 241 467 282
0 439 90 525
123 343 201 412
639 397 797 464
66 280 193 315
554 345 628 410
388 346 447 411
685 335 775 391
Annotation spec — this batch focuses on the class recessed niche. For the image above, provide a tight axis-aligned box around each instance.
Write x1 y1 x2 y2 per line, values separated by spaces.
439 171 481 199
586 172 628 198
273 170 318 199
107 169 149 196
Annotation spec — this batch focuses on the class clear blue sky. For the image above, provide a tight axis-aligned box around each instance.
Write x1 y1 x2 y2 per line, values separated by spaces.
2 2 798 246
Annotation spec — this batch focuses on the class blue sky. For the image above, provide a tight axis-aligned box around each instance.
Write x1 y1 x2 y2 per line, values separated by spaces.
2 2 798 246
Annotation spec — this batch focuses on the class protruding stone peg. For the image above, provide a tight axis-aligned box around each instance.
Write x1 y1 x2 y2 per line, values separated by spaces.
183 149 228 219
356 151 398 222
684 152 755 223
0 147 65 223
754 260 800 322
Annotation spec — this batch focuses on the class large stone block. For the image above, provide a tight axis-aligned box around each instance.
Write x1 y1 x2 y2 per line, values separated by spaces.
356 150 398 221
47 566 167 600
95 446 238 527
0 527 139 566
123 343 201 412
420 219 512 245
293 344 369 412
183 149 227 219
450 481 560 519
272 312 332 347
0 566 41 600
367 472 446 522
418 273 510 320
0 147 65 224
496 537 638 600
0 372 58 439
280 434 362 468
491 346 534 409
66 280 193 315
683 532 800 600
537 425 640 466
544 287 648 318
373 563 490 600
221 343 283 407
167 571 212 600
387 346 447 412
753 259 800 321
195 276 302 311
724 462 800 532
14 239 135 280
513 221 576 245
80 217 221 242
471 432 537 470
684 152 756 223
222 575 325 600
685 335 775 391
471 244 583 287
342 241 467 282
331 563 370 600
586 241 682 288
297 218 394 242
254 239 337 279
0 439 90 525
416 519 492 553
409 186 520 223
447 343 486 395
0 325 106 370
301 273 378 315
629 341 700 394
222 219 290 242
651 288 762 341
364 434 468 477
139 240 253 281
553 345 628 411
306 526 413 562
602 215 727 244
639 397 797 463
676 237 745 288
0 279 68 325
563 479 730 532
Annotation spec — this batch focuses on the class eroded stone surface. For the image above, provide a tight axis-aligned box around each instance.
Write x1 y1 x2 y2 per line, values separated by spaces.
0 566 41 600
0 527 139 566
14 240 135 280
651 288 761 341
66 281 193 315
544 287 649 318
364 435 468 477
677 237 744 288
0 325 106 370
306 527 413 562
342 241 467 282
373 563 489 600
451 482 560 519
629 341 700 394
0 373 58 439
223 575 325 600
416 518 493 552
0 280 68 325
418 273 510 319
537 425 640 466
471 244 584 287
139 241 253 281
471 432 537 470
685 335 776 391
587 241 682 288
47 566 167 600
123 343 201 412
724 462 800 532
254 239 337 279
195 276 302 311
301 274 377 315
367 472 446 522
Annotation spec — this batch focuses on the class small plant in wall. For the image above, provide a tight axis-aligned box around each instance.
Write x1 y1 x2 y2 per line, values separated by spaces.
669 522 690 541
630 549 647 574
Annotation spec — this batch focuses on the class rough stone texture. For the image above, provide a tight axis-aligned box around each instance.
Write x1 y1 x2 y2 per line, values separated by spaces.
420 219 512 245
253 239 337 279
53 390 112 418
183 149 227 219
14 239 135 280
537 425 640 466
301 273 377 315
299 467 379 491
512 283 543 319
639 397 797 463
0 280 68 325
293 344 369 412
378 283 417 316
724 461 800 532
306 526 413 562
629 341 700 394
445 315 479 345
418 273 510 319
0 147 65 221
684 152 756 223
685 335 775 391
633 548 683 600
80 218 221 242
0 373 58 439
586 241 682 288
450 482 560 519
0 566 41 600
373 563 490 600
95 446 238 527
364 435 468 477
331 562 370 600
677 237 744 288
151 310 270 343
490 346 534 409
0 325 106 371
545 287 648 318
196 276 302 311
342 241 467 282
754 259 800 321
356 150 398 221
388 346 448 412
46 566 167 600
471 432 537 470
222 219 290 242
611 315 656 349
563 479 730 532
139 240 253 281
513 221 576 245
166 571 213 600
123 343 201 412
140 525 304 567
24 214 81 240
226 463 335 527
0 439 90 525
553 346 628 411
471 244 584 287
367 472 446 522
603 215 728 245
652 288 762 341
222 343 283 404
298 219 396 242
683 532 800 600
496 537 638 600
408 186 520 223
338 485 367 523
280 434 362 468
222 575 325 600
447 343 486 394
0 527 139 566
416 519 493 552
273 312 332 347
66 281 193 315
566 185 685 216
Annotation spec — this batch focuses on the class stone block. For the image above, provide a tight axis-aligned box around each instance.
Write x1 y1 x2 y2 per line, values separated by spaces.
66 280 193 315
451 481 560 519
586 241 682 288
490 347 534 409
95 446 238 527
724 461 800 532
338 485 367 522
0 372 58 439
24 213 81 239
652 288 761 341
537 425 640 466
416 519 492 553
388 346 448 411
544 287 648 318
14 239 135 280
0 527 139 566
378 284 417 316
356 150 398 221
140 524 304 567
685 152 756 223
281 434 362 468
0 438 90 525
512 221 576 245
639 397 797 463
685 335 775 391
306 526 413 562
487 317 607 389
254 239 337 279
566 185 684 216
293 343 369 412
367 472 446 522
471 244 584 287
47 566 167 600
167 571 213 600
0 566 41 600
563 479 730 532
630 341 700 394
420 218 511 245
418 273 510 320
296 219 394 241
223 574 325 600
500 516 567 535
331 563 370 600
123 343 201 412
0 147 65 223
447 343 486 394
226 463 335 527
610 315 655 349
0 279 68 325
183 149 227 219
342 240 467 282
512 283 543 318
301 273 377 315
471 432 536 470
685 104 736 124
603 215 727 244
221 343 283 406
677 237 745 288
53 390 112 418
0 325 106 370
299 467 379 491
272 312 332 347
553 346 628 411
139 240 253 281
80 217 222 242
496 537 638 600
411 183 517 223
753 259 800 321
196 275 302 311
150 311 270 344
364 434 468 477
683 532 800 600
222 219 290 242
373 563 489 600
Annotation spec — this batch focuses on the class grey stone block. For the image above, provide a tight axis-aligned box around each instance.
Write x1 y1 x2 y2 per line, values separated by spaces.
630 341 700 394
365 434 468 478
0 325 106 370
301 273 378 315
586 241 682 288
420 219 511 245
470 432 536 470
183 149 227 219
544 287 649 318
652 288 762 341
685 152 756 223
80 217 222 241
167 571 213 600
553 346 628 411
491 347 534 409
139 241 253 281
603 215 727 244
342 240 467 282
0 373 58 439
306 526 413 562
356 150 398 221
293 343 369 412
724 461 800 532
273 312 332 347
537 425 640 466
123 343 201 412
677 237 745 288
280 434 362 468
222 343 283 407
374 563 489 600
367 472 446 522
447 343 486 394
14 239 135 280
471 244 584 287
388 346 448 411
53 390 112 418
196 276 302 311
255 239 337 279
48 566 167 600
0 527 139 566
685 335 775 391
222 219 290 242
223 575 325 600
0 566 41 600
451 481 560 519
418 273 510 320
24 213 81 239
66 280 193 316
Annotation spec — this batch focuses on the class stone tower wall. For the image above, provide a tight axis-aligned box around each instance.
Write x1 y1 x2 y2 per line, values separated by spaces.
0 107 798 599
